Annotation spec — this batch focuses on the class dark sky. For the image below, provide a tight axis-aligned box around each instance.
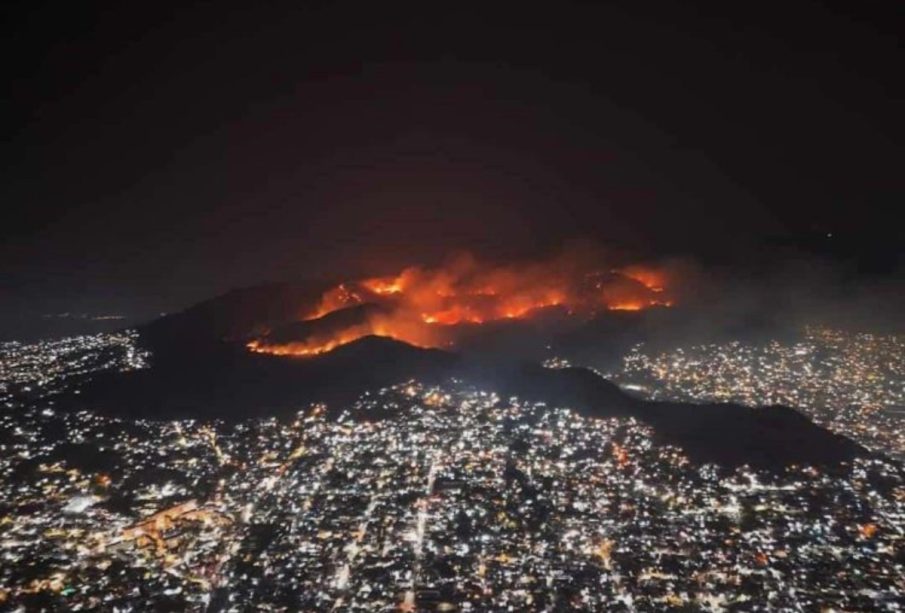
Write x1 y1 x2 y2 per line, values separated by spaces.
2 0 903 319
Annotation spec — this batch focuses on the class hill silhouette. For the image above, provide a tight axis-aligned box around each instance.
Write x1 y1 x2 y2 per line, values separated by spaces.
483 363 862 470
140 282 329 356
62 283 865 470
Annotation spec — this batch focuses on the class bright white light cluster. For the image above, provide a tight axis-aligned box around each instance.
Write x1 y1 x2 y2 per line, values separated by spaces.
1 379 903 610
608 327 905 461
0 330 149 406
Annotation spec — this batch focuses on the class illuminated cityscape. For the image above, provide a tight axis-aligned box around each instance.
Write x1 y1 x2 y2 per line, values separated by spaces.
607 327 905 463
4 1 903 609
1 331 904 610
0 331 149 407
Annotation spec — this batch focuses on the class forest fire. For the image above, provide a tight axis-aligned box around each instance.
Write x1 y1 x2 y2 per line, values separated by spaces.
248 253 674 357
247 333 363 357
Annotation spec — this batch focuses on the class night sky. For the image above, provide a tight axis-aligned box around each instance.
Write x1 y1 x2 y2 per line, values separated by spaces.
2 1 903 322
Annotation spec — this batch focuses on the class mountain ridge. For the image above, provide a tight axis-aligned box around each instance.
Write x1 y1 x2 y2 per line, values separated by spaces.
50 283 867 471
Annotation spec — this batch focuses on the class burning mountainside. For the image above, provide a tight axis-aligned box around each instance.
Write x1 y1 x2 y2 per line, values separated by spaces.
248 253 673 356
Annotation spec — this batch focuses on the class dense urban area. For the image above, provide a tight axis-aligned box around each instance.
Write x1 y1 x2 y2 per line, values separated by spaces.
605 327 905 463
0 329 904 610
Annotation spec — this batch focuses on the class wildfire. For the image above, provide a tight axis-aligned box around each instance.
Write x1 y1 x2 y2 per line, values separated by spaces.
608 299 673 311
248 335 357 357
618 265 667 293
608 302 645 312
249 252 675 356
361 277 405 295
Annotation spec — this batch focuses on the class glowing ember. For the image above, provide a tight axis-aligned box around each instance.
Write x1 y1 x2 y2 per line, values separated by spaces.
617 265 668 293
307 284 364 319
608 303 644 311
249 252 674 356
361 277 405 295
